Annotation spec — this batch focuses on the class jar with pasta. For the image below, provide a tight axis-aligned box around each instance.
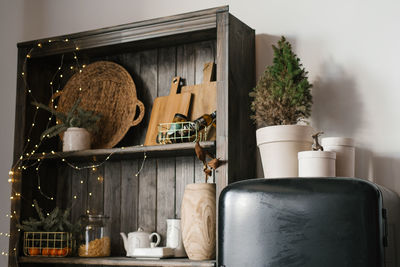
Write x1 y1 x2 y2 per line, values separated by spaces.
79 215 111 257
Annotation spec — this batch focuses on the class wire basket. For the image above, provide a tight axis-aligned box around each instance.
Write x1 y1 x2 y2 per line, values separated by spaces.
157 121 212 144
23 232 73 257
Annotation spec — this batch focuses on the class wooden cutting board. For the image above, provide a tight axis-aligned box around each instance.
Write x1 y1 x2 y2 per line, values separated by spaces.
181 62 217 140
181 62 217 121
144 77 192 146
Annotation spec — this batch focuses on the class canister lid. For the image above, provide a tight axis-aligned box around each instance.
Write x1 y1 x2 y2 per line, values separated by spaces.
298 151 336 159
321 137 354 147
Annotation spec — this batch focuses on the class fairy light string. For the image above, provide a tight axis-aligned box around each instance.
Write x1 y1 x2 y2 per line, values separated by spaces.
5 38 148 257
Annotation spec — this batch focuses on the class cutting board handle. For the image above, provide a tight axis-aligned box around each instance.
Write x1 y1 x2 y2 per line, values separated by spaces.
202 62 215 83
170 76 182 95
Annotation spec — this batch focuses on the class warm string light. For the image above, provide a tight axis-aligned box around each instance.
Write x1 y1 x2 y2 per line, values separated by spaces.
5 38 150 258
4 39 85 258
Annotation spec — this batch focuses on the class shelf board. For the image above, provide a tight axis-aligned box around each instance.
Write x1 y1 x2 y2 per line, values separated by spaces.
25 141 215 162
19 256 216 266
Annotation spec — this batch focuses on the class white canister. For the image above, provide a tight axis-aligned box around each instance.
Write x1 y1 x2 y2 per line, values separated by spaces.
166 219 186 257
321 137 355 177
298 151 336 177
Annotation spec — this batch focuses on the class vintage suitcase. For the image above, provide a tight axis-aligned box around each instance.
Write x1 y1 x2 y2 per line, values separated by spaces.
218 178 400 267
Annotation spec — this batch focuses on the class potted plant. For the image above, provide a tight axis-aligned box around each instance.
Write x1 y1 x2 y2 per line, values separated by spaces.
33 98 101 151
17 200 80 257
250 36 314 178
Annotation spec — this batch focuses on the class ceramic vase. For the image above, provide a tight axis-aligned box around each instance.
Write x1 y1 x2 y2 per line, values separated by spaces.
181 183 216 260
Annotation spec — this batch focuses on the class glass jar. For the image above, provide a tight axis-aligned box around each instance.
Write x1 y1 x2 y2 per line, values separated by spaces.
78 215 111 257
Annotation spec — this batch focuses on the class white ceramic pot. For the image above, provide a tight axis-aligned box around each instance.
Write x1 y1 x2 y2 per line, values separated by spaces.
321 137 355 177
62 127 91 151
256 125 314 178
298 151 336 177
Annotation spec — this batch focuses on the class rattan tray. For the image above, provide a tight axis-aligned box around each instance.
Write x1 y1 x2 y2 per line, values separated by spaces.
55 61 145 149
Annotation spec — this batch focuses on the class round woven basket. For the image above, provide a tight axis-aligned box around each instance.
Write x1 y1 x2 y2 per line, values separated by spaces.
56 61 145 149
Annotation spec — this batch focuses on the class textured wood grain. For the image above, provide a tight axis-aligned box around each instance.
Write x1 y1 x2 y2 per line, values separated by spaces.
181 183 216 260
104 161 121 256
19 256 216 266
177 44 196 86
195 41 215 85
56 164 71 211
175 156 195 218
138 158 157 233
71 167 88 224
141 49 158 146
88 165 104 215
157 158 176 246
144 77 192 146
120 159 139 235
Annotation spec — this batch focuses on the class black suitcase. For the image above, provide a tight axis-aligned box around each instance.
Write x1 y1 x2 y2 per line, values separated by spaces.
218 178 400 267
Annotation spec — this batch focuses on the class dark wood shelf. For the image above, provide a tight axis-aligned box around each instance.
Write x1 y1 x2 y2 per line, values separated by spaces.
19 256 216 266
25 141 215 162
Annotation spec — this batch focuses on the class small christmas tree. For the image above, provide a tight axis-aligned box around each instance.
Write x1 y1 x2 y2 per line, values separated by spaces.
32 98 101 139
17 199 80 235
250 36 313 127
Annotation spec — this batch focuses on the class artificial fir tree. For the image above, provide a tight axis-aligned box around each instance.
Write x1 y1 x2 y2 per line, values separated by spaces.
32 98 101 139
17 199 80 234
250 36 312 127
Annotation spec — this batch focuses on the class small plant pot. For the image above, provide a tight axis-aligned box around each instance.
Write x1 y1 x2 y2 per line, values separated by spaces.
256 125 314 178
63 127 91 152
298 151 336 177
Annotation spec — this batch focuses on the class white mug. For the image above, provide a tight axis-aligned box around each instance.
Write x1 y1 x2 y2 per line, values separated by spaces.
166 219 186 257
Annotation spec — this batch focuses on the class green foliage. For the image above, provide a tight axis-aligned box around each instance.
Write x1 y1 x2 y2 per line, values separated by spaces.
250 36 313 127
16 200 80 236
32 98 101 140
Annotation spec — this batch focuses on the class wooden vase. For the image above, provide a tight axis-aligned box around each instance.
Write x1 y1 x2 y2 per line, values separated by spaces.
181 183 216 260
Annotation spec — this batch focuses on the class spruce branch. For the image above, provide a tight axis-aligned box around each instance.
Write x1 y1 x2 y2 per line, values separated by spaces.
32 98 101 140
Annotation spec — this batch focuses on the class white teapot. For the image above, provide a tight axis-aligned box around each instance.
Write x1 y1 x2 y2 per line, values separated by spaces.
120 227 161 257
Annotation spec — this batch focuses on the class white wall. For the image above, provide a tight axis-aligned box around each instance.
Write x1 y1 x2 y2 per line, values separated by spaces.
1 0 400 262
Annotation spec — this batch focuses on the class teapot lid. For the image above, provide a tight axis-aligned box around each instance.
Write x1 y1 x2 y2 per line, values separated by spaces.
137 227 144 232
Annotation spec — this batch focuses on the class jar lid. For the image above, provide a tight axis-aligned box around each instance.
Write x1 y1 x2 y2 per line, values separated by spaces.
298 151 336 159
81 214 110 220
321 137 354 147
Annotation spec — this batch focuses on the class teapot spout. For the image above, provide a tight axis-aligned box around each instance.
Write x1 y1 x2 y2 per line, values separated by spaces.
120 232 128 253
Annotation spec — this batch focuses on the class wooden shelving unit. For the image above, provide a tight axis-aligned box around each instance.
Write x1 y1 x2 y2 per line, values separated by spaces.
26 141 216 161
19 257 216 267
9 6 255 267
